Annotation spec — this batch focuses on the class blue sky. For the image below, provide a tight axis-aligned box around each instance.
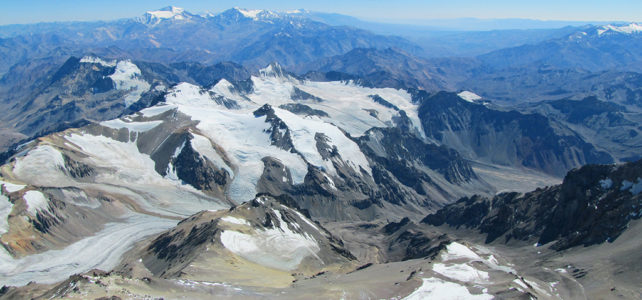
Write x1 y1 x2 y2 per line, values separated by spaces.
1 0 640 25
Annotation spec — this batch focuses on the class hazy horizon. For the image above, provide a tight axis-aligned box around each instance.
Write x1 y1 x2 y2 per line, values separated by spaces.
2 0 640 26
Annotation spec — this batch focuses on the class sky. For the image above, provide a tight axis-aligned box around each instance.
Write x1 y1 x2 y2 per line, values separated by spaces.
1 0 640 25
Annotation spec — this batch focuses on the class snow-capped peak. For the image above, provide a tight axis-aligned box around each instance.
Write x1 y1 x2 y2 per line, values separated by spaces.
215 7 308 23
258 62 288 78
234 7 264 20
138 6 196 26
597 23 642 36
286 9 309 14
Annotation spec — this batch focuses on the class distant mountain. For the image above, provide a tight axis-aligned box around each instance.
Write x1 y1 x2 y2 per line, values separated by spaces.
0 7 422 76
299 48 452 91
460 66 642 106
136 6 201 26
478 23 642 72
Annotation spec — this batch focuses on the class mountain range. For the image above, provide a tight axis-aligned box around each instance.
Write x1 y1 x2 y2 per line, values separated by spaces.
0 6 641 300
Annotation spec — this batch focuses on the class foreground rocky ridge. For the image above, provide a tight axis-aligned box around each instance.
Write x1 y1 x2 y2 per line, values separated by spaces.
1 196 573 299
424 159 642 250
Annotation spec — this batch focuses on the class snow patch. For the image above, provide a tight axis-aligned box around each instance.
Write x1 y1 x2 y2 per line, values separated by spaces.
61 189 100 209
599 178 613 189
404 277 493 300
165 141 185 182
458 91 482 102
0 180 26 193
100 119 162 132
166 84 308 202
621 178 642 195
13 145 67 186
140 104 176 117
513 279 529 291
64 133 226 217
209 79 248 105
432 263 489 284
220 208 320 270
441 242 483 262
148 6 185 19
109 60 151 107
23 191 49 216
289 81 423 137
0 194 12 235
79 56 116 67
221 216 250 226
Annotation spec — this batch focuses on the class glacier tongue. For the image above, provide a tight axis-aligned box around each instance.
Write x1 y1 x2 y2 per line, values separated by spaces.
0 213 176 286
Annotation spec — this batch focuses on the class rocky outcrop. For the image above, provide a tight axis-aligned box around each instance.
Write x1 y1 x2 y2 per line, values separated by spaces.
172 138 229 191
253 104 296 152
135 196 356 280
423 159 642 250
279 103 329 117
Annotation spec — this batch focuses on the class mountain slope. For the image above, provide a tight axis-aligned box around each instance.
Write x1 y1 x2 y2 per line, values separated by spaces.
417 91 615 176
521 97 642 162
299 48 451 91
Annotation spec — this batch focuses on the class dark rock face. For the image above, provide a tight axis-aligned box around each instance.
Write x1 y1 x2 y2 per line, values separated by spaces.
172 138 229 191
520 96 642 164
168 61 251 87
417 91 614 176
380 217 451 261
547 97 631 125
278 103 329 117
423 159 642 250
62 154 94 179
147 220 219 277
369 94 399 111
291 86 323 102
253 104 296 152
357 127 477 185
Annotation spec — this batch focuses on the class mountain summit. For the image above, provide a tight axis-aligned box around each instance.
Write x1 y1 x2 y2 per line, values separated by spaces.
137 6 200 25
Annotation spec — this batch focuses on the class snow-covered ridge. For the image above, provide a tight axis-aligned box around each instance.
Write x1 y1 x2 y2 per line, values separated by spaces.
139 6 311 25
226 7 310 21
138 6 197 25
79 56 116 68
597 23 642 36
235 7 265 20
